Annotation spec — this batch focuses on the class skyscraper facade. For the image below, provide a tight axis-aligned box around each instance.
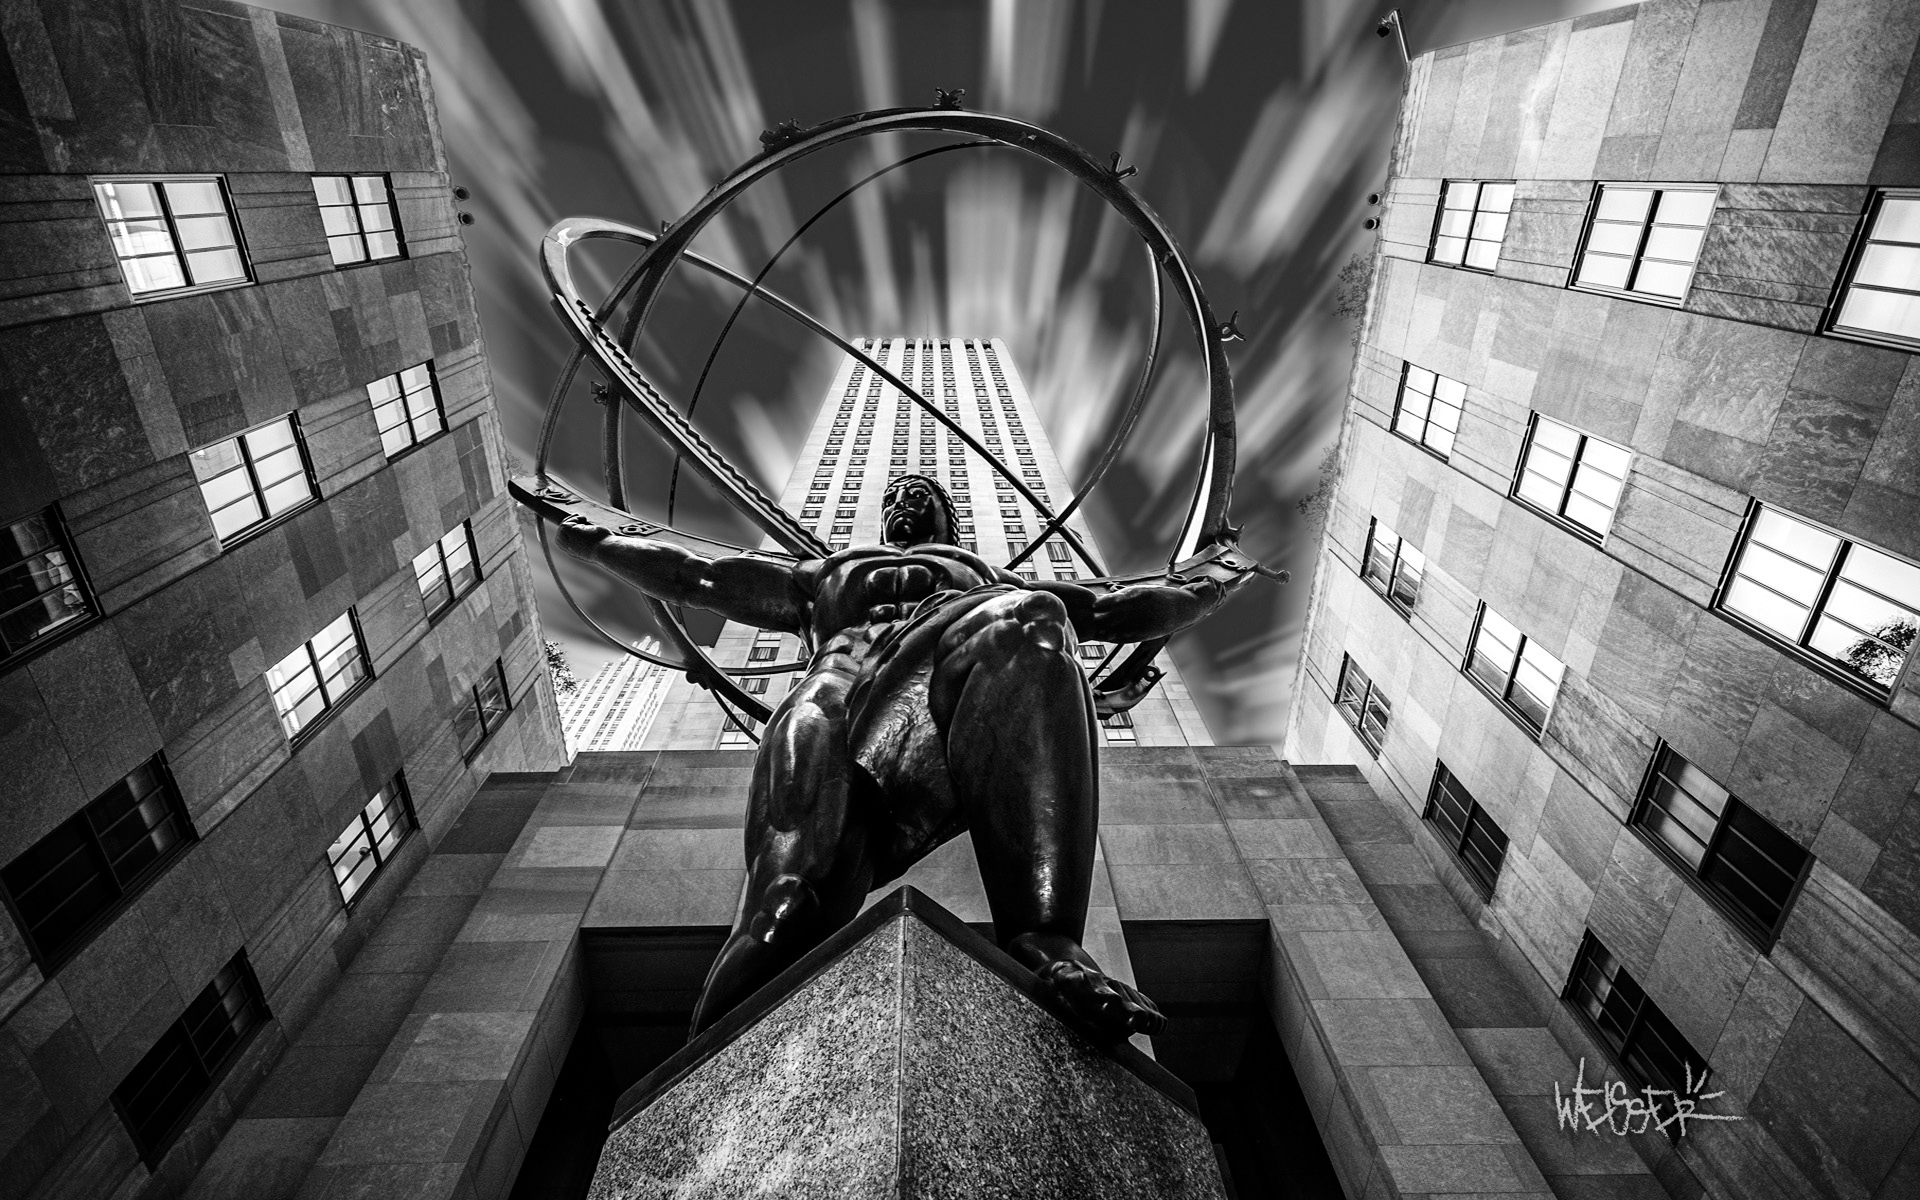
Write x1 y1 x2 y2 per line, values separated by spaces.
641 336 1213 750
557 642 673 754
1287 3 1920 1198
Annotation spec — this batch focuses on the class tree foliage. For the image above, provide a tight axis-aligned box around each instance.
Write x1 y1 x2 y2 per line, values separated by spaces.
545 639 579 695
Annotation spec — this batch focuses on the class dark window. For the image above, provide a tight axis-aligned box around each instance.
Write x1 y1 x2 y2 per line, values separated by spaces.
2 506 95 665
1829 189 1920 349
1333 654 1390 756
1046 541 1072 563
1391 363 1464 458
112 952 267 1164
719 716 754 747
747 645 778 662
326 773 414 906
189 415 316 544
369 363 446 457
312 174 404 266
1361 517 1424 615
744 677 769 694
0 755 193 969
455 659 512 759
1717 503 1920 694
1632 746 1811 945
1101 711 1136 743
1423 764 1509 898
266 611 370 740
1007 539 1027 558
1564 932 1709 1127
1465 603 1564 735
92 176 249 297
412 523 479 618
1428 180 1514 270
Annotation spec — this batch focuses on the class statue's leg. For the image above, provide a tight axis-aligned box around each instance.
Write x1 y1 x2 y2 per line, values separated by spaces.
927 589 1165 1038
689 666 873 1035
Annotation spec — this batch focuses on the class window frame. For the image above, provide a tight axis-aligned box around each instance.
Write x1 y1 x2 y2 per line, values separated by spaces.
188 413 319 549
1426 179 1515 272
1823 187 1920 352
1360 517 1424 617
412 522 481 622
0 503 99 671
1562 931 1710 1137
311 173 407 267
1421 763 1509 899
1509 413 1632 543
91 174 253 301
1569 182 1718 305
1462 602 1565 738
326 772 416 908
368 361 448 459
267 609 372 743
1389 362 1465 460
1100 710 1137 743
1332 653 1391 757
455 659 513 760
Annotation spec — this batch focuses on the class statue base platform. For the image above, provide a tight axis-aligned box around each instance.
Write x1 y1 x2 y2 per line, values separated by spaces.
587 887 1227 1199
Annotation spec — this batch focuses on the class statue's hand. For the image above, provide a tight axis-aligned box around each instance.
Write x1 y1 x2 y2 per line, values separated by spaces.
556 514 613 559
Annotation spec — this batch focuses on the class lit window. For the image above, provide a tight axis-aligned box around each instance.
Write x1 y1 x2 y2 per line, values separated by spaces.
1423 763 1508 898
1428 180 1514 270
1360 517 1424 615
454 659 512 758
189 415 316 543
0 755 192 969
1633 745 1810 945
412 523 479 618
1574 184 1715 300
1391 364 1464 458
1512 415 1630 539
1830 190 1920 349
1718 504 1920 693
91 176 249 297
1465 604 1563 735
312 174 404 266
267 611 369 739
368 363 445 457
1564 932 1709 1128
113 952 268 1164
1101 711 1137 744
1333 654 1390 756
2 507 95 664
327 773 414 906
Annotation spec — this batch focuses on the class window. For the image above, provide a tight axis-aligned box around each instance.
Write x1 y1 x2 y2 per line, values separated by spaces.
1054 570 1077 581
1564 932 1709 1127
802 508 820 520
327 774 413 906
1574 184 1715 301
1046 542 1071 563
1101 711 1136 744
454 659 512 758
0 755 192 969
1465 604 1564 735
1016 565 1037 580
1633 745 1811 945
1079 643 1108 662
312 175 404 266
1717 504 1920 693
1830 190 1920 347
743 677 769 694
1333 654 1390 756
1007 540 1027 558
1428 180 1514 270
1391 364 1464 458
92 177 249 297
189 415 316 543
267 612 369 740
719 717 754 747
2 507 95 665
412 523 479 618
748 645 778 662
1512 414 1630 539
1423 764 1508 898
1361 518 1424 615
112 952 267 1165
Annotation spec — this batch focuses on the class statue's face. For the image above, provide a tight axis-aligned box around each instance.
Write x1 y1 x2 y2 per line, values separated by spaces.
881 479 950 546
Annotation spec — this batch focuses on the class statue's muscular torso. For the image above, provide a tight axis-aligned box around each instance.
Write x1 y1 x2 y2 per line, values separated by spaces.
798 543 1017 666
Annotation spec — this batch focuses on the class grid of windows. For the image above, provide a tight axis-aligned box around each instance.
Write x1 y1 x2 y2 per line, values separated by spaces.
189 415 316 543
327 774 414 906
1564 932 1709 1123
1101 711 1136 744
1718 504 1920 693
1632 746 1810 945
455 659 512 758
1428 180 1514 270
267 612 369 740
1361 517 1424 615
1512 415 1630 540
1574 184 1715 300
92 177 249 296
1423 764 1509 898
112 953 267 1164
370 363 445 457
2 507 94 665
313 174 404 266
1333 654 1390 756
1829 189 1920 348
0 756 192 969
1465 604 1564 736
412 523 479 618
1391 364 1465 458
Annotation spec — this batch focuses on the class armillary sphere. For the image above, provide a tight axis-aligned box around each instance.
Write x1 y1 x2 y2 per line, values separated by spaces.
509 97 1274 742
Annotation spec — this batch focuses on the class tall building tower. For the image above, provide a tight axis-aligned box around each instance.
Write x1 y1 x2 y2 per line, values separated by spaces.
1287 4 1920 1199
641 336 1213 750
0 5 565 1198
558 642 673 754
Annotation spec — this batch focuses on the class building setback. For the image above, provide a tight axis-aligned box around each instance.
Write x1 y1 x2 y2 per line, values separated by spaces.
1287 2 1920 1198
0 3 566 1199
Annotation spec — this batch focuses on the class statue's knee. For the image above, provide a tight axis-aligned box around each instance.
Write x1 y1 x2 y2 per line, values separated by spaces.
1006 589 1071 650
747 873 818 945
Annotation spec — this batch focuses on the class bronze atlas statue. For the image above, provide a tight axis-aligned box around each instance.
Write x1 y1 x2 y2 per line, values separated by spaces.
510 99 1281 1045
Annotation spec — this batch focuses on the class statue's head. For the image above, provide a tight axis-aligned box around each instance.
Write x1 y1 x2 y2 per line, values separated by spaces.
880 473 956 546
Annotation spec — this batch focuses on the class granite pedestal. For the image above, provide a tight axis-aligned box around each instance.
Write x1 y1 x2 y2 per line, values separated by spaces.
586 887 1227 1199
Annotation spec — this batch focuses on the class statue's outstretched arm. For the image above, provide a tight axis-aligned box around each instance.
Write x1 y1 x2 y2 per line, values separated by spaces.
556 516 807 633
1028 569 1245 647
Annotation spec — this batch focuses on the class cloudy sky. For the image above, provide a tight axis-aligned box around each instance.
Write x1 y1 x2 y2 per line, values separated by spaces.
285 0 1622 743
